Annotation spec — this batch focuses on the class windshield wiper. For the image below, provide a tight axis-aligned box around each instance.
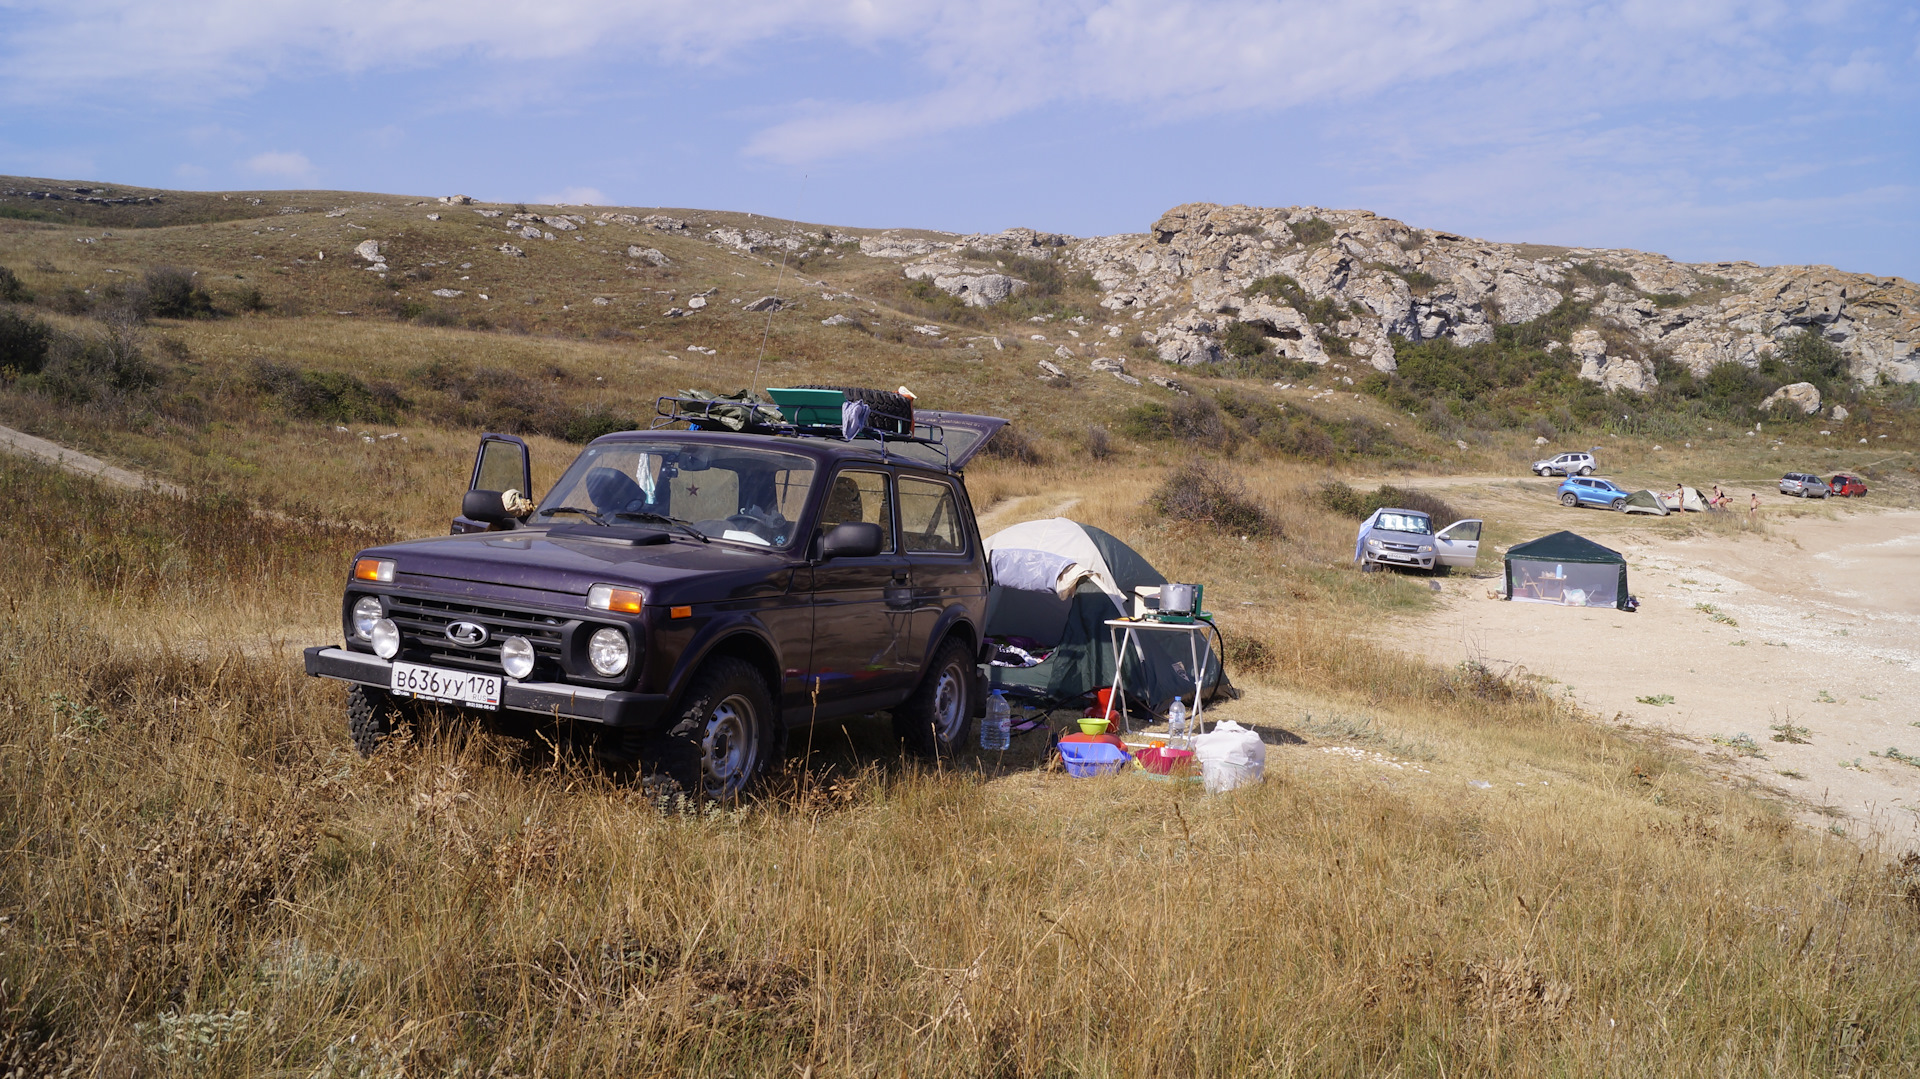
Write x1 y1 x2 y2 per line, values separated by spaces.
541 506 608 525
612 510 710 543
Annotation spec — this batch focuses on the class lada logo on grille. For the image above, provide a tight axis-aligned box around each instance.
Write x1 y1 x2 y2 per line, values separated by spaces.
445 621 488 647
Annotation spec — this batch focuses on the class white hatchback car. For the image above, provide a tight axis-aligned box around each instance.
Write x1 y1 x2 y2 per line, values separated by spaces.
1532 452 1595 477
1355 510 1483 573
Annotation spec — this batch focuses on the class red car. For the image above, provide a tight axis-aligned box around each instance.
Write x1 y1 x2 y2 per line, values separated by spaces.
1829 473 1868 497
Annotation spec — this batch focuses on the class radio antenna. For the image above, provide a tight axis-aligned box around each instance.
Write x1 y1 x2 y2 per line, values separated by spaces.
751 172 807 398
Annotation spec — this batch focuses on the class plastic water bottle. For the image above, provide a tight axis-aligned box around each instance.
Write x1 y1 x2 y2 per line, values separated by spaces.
1167 696 1189 749
982 690 1011 751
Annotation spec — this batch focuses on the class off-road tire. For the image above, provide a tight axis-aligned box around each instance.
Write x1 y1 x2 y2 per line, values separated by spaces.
1611 497 1627 512
895 636 977 761
347 684 402 757
651 656 778 800
1578 466 1593 476
1560 493 1579 507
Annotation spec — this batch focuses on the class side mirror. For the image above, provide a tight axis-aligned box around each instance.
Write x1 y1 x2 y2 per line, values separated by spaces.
820 521 883 559
462 489 514 527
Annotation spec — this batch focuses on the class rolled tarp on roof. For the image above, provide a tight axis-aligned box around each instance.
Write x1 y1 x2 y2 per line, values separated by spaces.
1503 530 1631 611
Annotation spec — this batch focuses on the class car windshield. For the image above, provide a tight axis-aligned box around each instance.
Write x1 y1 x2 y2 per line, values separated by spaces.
535 441 817 548
1375 512 1432 535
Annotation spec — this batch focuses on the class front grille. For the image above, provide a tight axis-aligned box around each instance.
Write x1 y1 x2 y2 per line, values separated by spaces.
386 595 568 671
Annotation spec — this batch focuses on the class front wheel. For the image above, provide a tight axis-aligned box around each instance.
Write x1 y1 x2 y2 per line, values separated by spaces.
895 637 977 761
347 684 408 757
659 656 777 799
1611 497 1627 512
1560 493 1579 507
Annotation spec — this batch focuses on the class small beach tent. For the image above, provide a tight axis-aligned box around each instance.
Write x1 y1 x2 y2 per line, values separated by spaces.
1658 486 1709 512
1622 490 1669 516
1503 531 1632 611
983 518 1227 711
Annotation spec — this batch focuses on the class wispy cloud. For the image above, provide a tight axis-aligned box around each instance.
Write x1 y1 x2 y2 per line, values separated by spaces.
243 150 315 182
535 186 606 205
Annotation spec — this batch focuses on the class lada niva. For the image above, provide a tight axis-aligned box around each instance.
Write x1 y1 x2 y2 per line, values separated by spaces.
305 393 1006 797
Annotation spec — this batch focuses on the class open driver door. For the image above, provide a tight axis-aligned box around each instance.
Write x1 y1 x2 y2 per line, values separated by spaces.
451 434 532 534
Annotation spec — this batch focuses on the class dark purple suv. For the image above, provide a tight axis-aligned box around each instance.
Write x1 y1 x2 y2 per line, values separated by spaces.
305 401 1005 797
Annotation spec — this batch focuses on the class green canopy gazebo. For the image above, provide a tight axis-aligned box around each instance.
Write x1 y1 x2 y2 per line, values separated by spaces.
1503 531 1632 610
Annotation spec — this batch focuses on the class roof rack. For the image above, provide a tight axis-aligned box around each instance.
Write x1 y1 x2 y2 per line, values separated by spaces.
649 395 953 471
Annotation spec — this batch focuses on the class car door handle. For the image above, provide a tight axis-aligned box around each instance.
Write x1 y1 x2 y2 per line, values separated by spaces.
891 570 910 583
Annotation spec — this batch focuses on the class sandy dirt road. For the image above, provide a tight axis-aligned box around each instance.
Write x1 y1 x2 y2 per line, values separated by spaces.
0 422 182 495
1377 475 1920 847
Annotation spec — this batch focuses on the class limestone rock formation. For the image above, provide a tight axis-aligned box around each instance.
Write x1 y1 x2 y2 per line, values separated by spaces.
1762 382 1822 415
902 259 1024 307
1571 329 1654 393
626 246 670 266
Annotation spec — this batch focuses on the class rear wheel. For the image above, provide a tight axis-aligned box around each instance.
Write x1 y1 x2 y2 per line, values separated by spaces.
895 637 977 761
1560 493 1579 507
1611 497 1627 512
1578 466 1593 476
655 656 777 800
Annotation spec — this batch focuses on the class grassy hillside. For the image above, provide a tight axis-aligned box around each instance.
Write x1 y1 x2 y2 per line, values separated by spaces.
2 180 1919 1075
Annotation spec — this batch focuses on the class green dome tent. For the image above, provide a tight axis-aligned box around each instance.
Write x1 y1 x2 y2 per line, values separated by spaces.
1504 531 1632 610
983 518 1228 712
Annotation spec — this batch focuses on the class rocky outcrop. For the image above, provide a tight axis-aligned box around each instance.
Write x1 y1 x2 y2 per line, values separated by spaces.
834 199 1916 385
1762 382 1822 415
1058 202 1919 385
1571 329 1654 393
902 259 1024 307
627 246 670 267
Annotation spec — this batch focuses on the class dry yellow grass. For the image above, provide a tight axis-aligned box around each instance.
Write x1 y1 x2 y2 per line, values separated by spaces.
5 453 1920 1076
6 185 1920 1075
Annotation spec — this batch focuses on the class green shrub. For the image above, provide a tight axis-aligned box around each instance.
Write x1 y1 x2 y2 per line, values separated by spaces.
143 266 214 319
1400 269 1439 295
1120 395 1232 448
1315 480 1460 524
1567 262 1634 289
978 425 1042 465
22 325 159 404
0 265 32 304
1222 321 1270 358
1147 460 1278 537
1242 275 1344 325
1290 217 1335 245
0 306 53 375
252 361 407 425
1216 392 1394 462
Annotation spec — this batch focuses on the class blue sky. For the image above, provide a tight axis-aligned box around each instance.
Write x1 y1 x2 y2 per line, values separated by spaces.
3 1 1916 278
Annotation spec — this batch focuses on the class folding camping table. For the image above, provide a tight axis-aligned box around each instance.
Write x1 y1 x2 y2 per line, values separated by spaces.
1101 617 1215 735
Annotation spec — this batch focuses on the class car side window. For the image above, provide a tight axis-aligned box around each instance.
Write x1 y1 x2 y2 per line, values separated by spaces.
899 476 964 554
817 470 895 552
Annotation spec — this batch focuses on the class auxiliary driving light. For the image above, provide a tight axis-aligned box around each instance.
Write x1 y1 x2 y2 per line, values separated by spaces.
500 636 536 679
588 627 630 676
351 596 383 641
370 618 401 659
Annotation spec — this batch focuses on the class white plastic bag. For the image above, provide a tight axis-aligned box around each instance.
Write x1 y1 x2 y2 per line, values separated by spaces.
1192 719 1266 793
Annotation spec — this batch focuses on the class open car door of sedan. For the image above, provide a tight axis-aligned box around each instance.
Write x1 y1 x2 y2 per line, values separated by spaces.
1434 519 1482 568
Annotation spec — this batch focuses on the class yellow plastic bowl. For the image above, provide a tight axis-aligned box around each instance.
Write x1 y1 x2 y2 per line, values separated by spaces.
1078 717 1111 736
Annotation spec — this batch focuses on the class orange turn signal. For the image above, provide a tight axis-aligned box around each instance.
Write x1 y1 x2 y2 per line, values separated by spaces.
587 584 643 614
353 558 394 583
670 605 692 619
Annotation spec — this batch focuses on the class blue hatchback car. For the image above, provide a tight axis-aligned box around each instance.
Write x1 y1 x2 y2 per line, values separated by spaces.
1557 476 1630 511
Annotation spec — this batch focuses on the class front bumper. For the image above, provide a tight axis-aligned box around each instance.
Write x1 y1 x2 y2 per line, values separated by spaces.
1364 551 1433 569
303 646 667 727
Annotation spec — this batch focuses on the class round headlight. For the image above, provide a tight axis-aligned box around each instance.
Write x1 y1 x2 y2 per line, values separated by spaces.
588 627 629 676
370 618 401 659
500 636 536 679
351 596 383 641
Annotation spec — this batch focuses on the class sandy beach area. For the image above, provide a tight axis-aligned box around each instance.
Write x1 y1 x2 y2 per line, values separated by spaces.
1382 487 1920 847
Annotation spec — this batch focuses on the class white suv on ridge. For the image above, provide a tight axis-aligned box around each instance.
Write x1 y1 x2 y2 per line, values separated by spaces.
1532 452 1594 477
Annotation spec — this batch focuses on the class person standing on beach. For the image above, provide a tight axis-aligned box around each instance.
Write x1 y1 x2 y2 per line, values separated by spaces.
1750 492 1760 516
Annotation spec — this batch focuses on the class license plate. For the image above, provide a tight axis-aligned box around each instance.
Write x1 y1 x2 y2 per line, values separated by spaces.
390 662 501 709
